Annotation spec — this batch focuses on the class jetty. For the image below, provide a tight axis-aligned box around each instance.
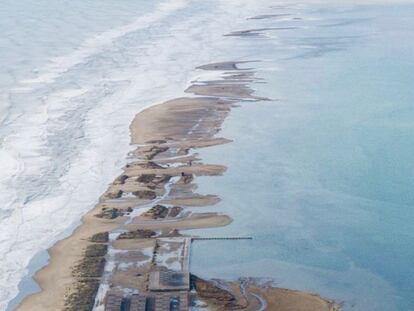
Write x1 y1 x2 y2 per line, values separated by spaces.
192 236 253 241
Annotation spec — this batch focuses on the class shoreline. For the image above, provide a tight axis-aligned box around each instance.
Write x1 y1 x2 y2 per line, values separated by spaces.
14 61 340 311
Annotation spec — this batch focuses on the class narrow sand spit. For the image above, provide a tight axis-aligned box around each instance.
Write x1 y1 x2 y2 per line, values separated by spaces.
15 61 340 311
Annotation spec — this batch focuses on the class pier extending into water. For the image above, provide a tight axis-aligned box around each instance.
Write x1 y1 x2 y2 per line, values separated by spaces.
192 236 253 241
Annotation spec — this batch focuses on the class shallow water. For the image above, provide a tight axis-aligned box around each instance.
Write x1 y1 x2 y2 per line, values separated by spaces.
190 3 414 311
1 1 414 310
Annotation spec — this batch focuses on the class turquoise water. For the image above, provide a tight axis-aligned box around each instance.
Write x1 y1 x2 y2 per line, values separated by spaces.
1 0 413 310
191 3 414 311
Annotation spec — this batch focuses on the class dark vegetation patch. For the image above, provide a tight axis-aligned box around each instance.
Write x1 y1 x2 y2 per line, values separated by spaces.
146 146 169 160
137 174 171 187
114 174 128 185
117 229 156 239
89 232 109 243
95 207 127 219
180 174 194 184
132 190 157 200
84 244 108 257
190 274 240 309
63 280 100 311
145 139 167 144
73 256 106 278
143 204 168 219
168 206 183 218
65 237 109 311
135 161 164 170
105 190 123 199
137 174 156 183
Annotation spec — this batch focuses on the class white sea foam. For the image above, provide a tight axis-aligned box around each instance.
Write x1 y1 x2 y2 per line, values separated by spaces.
0 0 270 309
19 0 189 86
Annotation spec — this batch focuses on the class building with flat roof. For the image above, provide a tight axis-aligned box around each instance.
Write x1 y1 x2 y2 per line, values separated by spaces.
148 270 190 292
105 292 188 311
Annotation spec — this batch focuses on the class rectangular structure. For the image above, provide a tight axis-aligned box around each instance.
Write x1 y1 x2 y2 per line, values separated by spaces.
130 294 147 311
148 271 190 291
105 294 123 311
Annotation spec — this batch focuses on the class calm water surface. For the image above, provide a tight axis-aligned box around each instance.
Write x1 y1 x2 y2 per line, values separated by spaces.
191 3 414 311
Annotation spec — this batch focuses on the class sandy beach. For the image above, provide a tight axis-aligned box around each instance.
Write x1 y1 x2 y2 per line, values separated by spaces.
15 202 120 311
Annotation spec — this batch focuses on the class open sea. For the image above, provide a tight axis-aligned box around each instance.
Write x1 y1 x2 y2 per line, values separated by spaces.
1 1 413 310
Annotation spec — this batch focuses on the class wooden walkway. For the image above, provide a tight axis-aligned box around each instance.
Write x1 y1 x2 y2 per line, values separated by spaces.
182 238 191 272
192 237 253 241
